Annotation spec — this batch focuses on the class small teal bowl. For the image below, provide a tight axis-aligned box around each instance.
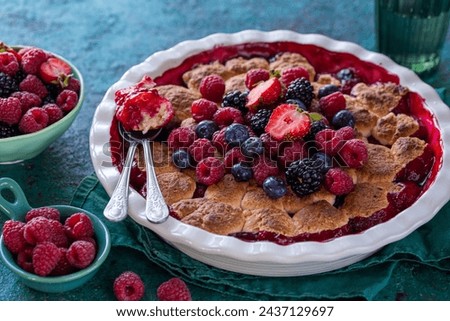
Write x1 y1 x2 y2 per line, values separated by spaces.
0 46 85 164
0 177 111 293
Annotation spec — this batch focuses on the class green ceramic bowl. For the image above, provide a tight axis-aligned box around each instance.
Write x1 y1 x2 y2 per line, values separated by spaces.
0 46 85 164
0 177 110 293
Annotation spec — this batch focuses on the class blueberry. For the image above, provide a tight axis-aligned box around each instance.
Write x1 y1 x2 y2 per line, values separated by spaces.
285 98 307 111
311 152 333 173
241 137 264 158
262 176 287 199
224 123 249 147
231 163 253 182
195 120 218 140
318 84 340 98
172 149 192 169
331 110 355 129
336 68 355 81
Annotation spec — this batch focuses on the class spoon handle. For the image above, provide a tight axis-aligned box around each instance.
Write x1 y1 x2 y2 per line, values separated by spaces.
142 140 169 223
103 141 137 222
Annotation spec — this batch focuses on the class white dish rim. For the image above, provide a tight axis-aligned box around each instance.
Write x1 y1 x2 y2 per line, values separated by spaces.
89 30 450 265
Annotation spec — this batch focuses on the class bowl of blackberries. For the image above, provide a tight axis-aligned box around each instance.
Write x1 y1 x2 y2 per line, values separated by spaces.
0 42 84 163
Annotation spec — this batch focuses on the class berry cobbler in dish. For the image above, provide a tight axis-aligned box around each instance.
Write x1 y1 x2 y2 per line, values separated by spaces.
110 42 441 245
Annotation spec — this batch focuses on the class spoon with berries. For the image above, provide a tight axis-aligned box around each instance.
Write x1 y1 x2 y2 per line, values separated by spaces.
103 76 174 223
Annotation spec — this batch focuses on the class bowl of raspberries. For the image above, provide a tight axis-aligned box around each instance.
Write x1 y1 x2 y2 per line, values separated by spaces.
0 42 84 163
0 177 110 293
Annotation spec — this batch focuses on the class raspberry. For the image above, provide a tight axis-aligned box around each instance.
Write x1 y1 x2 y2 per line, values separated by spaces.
51 248 75 276
212 107 244 128
66 77 81 93
167 127 196 150
157 277 192 301
278 140 307 167
0 97 22 125
19 74 48 98
199 74 225 103
114 271 145 301
190 98 218 122
32 241 62 276
280 66 310 87
324 168 355 195
195 157 225 185
56 89 78 112
338 139 368 168
77 236 97 249
64 212 94 240
252 156 280 186
315 129 344 156
0 52 19 76
16 246 34 273
245 68 270 89
20 48 48 75
260 133 282 158
319 91 346 120
11 91 42 113
2 220 26 254
211 127 228 154
23 217 54 245
25 207 60 222
18 107 49 134
337 126 356 141
66 240 96 269
188 138 216 163
48 219 69 248
224 147 247 169
42 103 64 124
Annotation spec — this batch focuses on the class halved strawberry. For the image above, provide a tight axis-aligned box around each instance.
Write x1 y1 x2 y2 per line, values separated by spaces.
265 103 311 141
246 77 282 112
39 57 72 86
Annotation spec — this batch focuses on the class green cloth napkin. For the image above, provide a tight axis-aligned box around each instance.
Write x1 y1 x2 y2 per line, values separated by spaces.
67 174 450 301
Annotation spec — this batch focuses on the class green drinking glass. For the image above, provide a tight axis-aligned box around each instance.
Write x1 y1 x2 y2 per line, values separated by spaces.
375 0 450 76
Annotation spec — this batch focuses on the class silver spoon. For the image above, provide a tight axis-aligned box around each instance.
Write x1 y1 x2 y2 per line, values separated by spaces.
103 123 168 223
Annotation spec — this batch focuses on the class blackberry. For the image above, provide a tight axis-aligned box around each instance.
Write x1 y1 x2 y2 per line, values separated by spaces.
285 77 314 107
0 72 18 98
45 83 61 99
250 108 272 135
13 68 27 84
222 90 248 113
0 122 19 138
285 158 324 196
42 95 56 105
304 120 329 141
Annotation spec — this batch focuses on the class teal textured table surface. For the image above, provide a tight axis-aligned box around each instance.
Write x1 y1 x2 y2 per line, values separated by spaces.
0 0 449 301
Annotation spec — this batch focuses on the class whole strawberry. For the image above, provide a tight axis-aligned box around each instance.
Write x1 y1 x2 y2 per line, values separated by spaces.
157 277 192 301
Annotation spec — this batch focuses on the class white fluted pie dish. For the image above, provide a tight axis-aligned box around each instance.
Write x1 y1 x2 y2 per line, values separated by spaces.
90 30 450 276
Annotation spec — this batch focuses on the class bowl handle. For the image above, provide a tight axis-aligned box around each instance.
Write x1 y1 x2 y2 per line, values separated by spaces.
0 177 32 220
